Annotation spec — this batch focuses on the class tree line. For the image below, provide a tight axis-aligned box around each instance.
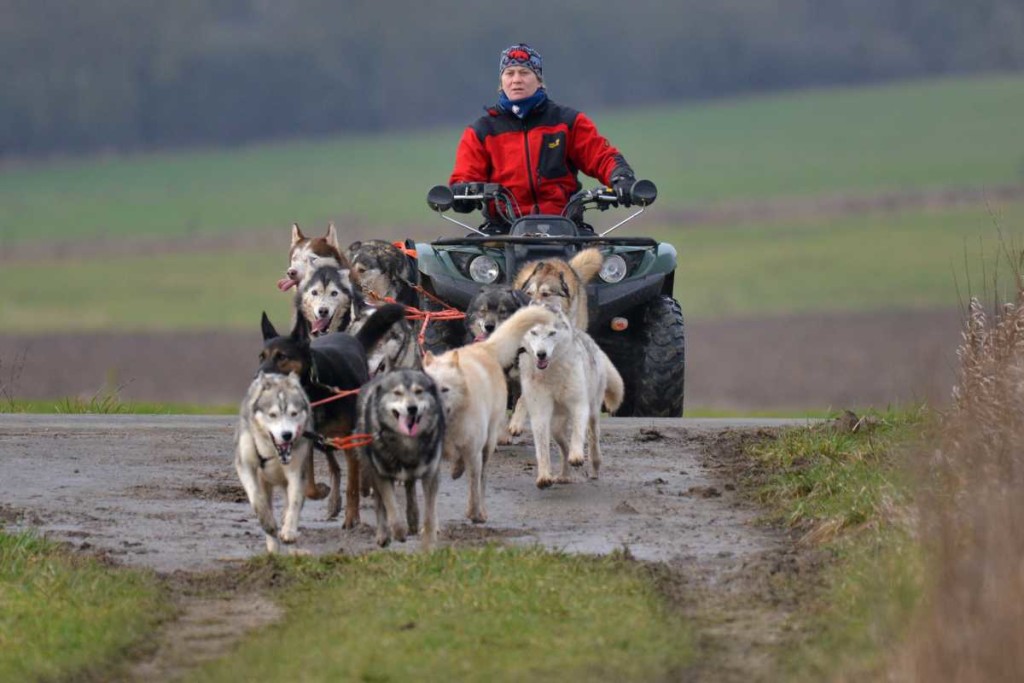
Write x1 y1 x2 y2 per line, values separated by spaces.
1 0 1022 157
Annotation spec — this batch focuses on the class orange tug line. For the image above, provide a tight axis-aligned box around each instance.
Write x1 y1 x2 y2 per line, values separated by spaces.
307 283 464 450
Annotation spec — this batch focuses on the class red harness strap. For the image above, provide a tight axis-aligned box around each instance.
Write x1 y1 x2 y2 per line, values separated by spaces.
363 285 466 350
325 433 374 451
309 387 360 409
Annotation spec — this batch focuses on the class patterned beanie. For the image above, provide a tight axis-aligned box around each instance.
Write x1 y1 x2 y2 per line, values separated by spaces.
499 43 543 79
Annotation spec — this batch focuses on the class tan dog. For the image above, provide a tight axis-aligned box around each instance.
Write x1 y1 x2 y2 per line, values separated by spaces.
509 247 605 437
423 306 556 523
513 247 604 330
277 222 353 292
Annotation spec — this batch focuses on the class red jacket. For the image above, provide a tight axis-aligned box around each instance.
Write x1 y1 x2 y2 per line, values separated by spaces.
450 98 632 217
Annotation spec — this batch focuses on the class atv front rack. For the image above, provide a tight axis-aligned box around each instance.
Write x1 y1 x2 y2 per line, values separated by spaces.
430 235 658 247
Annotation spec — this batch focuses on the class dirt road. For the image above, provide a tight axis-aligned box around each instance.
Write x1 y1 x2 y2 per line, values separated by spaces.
0 415 803 572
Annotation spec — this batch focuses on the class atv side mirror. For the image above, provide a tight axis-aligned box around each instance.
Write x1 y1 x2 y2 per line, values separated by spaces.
427 185 454 212
631 179 658 207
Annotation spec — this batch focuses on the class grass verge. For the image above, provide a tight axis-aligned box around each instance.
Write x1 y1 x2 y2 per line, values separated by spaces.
194 547 692 682
742 409 928 680
0 531 169 681
0 397 235 414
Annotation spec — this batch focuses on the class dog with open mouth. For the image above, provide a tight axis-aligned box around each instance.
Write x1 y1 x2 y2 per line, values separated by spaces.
234 371 314 554
520 307 624 488
258 303 407 528
356 369 445 550
295 264 365 338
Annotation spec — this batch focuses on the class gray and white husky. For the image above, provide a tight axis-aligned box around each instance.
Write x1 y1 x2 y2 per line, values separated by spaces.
234 371 314 554
356 369 445 550
295 265 364 337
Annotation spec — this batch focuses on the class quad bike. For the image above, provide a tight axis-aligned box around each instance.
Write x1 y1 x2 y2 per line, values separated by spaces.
408 180 685 417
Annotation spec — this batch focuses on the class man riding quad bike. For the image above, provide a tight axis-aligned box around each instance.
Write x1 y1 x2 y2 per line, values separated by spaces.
413 180 686 417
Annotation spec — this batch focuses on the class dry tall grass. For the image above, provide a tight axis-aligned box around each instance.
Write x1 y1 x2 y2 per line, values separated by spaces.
896 275 1024 680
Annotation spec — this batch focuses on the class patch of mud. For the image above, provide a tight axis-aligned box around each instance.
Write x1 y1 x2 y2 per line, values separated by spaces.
640 426 836 681
0 415 815 680
128 571 284 683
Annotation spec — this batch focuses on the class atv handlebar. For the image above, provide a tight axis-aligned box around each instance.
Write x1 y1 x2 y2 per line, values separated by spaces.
426 179 657 216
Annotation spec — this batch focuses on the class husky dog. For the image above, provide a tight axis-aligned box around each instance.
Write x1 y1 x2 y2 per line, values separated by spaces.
259 303 407 528
347 239 418 306
520 308 624 488
464 284 529 343
278 223 352 292
424 306 556 523
234 372 314 554
513 247 604 330
357 369 445 550
295 263 421 375
296 265 365 337
355 315 423 377
464 284 530 442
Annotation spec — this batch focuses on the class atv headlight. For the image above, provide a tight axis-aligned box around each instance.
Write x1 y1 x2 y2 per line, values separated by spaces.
598 254 628 283
469 255 500 284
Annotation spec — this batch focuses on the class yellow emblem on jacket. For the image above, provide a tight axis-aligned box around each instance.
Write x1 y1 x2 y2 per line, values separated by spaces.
547 138 561 149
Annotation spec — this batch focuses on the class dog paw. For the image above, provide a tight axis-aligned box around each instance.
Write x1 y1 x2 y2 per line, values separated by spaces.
342 514 360 530
555 475 572 484
306 483 331 500
392 524 408 543
376 532 391 547
279 530 298 544
469 511 488 524
568 453 585 468
536 476 554 490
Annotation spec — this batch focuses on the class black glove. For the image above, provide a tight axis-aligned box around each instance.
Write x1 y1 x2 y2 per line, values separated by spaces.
611 174 635 207
451 182 481 213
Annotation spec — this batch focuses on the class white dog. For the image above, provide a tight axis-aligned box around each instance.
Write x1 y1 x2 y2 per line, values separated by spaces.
234 371 314 554
424 305 555 522
520 308 624 488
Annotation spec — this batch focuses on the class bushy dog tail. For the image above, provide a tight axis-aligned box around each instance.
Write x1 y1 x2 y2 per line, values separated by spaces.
569 247 604 284
478 306 556 368
355 303 407 351
602 353 625 414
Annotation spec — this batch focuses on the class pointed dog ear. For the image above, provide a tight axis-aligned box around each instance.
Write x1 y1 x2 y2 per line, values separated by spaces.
291 222 304 246
261 312 278 341
291 314 311 343
325 222 340 250
423 351 434 366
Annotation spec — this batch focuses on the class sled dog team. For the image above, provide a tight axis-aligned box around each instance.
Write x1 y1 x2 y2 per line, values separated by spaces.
235 223 623 553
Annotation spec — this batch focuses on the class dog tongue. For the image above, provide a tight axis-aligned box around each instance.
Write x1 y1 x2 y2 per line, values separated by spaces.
312 317 331 334
474 333 488 342
537 358 549 370
277 277 297 291
402 415 420 437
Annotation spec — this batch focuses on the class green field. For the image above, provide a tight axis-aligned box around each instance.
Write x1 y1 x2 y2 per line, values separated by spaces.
1 73 1022 331
0 201 1020 332
1 73 1022 245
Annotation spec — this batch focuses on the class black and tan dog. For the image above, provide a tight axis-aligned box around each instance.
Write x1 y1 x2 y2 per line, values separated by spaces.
346 239 418 306
258 303 406 528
